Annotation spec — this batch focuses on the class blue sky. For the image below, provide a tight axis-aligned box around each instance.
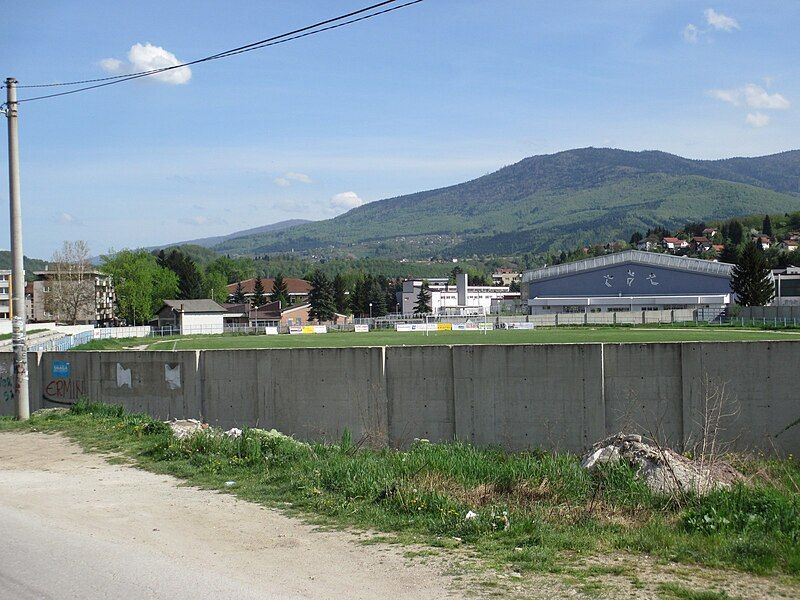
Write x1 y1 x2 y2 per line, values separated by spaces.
1 1 799 258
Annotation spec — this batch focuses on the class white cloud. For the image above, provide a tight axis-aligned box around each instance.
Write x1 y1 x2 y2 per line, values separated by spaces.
58 212 74 224
330 191 364 210
705 8 740 32
746 112 770 127
274 171 312 187
285 171 312 184
99 43 191 85
683 24 699 43
709 83 790 109
99 58 123 73
742 84 790 109
683 8 739 43
709 88 740 105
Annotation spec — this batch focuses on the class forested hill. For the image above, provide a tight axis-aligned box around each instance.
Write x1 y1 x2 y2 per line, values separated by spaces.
212 148 800 257
0 251 49 280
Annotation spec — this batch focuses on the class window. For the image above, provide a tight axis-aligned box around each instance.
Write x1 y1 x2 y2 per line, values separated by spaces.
780 278 800 297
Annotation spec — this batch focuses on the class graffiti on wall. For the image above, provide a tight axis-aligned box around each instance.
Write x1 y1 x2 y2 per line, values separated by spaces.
0 363 12 404
44 359 84 403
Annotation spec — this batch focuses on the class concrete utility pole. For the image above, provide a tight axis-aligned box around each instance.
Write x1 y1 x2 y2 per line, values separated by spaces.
4 78 29 420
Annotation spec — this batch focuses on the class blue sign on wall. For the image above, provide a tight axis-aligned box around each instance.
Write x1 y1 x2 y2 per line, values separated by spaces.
52 360 71 379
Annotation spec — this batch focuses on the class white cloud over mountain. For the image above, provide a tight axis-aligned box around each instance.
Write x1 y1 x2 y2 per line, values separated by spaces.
330 191 364 210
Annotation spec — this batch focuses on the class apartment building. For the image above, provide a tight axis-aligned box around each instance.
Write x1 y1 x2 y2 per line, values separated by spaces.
30 269 116 325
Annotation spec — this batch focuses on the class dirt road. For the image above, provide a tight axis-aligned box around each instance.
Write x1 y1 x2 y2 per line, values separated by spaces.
0 432 456 599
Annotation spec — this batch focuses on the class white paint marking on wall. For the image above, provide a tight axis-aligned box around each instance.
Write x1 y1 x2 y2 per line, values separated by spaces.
165 364 181 390
116 363 132 389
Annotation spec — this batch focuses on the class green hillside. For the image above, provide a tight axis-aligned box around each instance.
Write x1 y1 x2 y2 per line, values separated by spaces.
0 251 49 280
212 148 800 258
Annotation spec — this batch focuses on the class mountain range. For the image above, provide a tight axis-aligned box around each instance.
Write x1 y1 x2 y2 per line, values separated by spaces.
155 219 310 250
177 148 800 258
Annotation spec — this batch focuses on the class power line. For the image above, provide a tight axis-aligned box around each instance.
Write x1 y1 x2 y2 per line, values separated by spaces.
15 0 409 90
14 0 425 103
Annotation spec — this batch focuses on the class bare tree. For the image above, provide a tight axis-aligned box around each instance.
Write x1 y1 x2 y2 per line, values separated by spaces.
45 241 96 325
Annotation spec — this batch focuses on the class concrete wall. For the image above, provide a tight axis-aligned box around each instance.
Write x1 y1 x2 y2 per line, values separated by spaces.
3 341 800 455
202 347 387 443
452 344 604 452
603 344 684 446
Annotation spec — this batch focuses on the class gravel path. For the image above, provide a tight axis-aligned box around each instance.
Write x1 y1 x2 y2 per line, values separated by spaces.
0 432 456 599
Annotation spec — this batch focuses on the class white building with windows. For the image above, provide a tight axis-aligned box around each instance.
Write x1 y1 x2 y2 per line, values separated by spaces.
522 251 734 314
0 270 11 320
401 274 519 315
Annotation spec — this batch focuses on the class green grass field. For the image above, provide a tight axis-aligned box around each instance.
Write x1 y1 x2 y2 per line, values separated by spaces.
74 325 800 351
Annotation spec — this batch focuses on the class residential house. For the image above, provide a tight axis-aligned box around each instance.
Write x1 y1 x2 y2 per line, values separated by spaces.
226 277 312 305
780 239 799 252
154 299 228 334
702 227 718 238
636 235 661 251
491 268 521 286
690 236 713 253
662 237 688 253
753 235 772 250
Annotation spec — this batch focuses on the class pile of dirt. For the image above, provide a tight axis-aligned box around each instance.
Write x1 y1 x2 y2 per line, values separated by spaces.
581 433 745 495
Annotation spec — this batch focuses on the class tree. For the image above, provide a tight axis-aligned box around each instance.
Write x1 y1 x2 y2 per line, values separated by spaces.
449 265 463 284
368 277 387 317
252 275 266 307
308 270 336 322
45 241 97 325
351 276 370 317
629 231 643 245
762 214 774 238
385 278 402 314
731 242 774 306
414 281 431 315
206 255 255 284
101 248 179 325
232 281 247 304
332 273 350 314
718 244 740 266
204 270 229 304
269 273 290 308
156 249 204 299
728 220 744 245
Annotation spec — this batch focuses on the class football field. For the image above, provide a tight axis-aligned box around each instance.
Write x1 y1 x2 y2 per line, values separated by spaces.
78 325 800 351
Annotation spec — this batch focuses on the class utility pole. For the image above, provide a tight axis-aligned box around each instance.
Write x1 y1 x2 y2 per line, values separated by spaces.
4 78 29 420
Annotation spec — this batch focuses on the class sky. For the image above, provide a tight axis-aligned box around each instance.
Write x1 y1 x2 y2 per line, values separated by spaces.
1 0 799 258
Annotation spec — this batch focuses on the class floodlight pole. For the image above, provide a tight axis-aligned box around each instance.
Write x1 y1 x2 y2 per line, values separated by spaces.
3 78 29 420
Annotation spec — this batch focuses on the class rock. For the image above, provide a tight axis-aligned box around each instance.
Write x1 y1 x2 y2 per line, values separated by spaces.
465 510 479 521
581 433 744 496
167 418 206 439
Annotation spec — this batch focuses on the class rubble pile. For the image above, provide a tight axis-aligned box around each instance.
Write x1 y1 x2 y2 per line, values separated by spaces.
581 433 744 495
167 418 208 439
